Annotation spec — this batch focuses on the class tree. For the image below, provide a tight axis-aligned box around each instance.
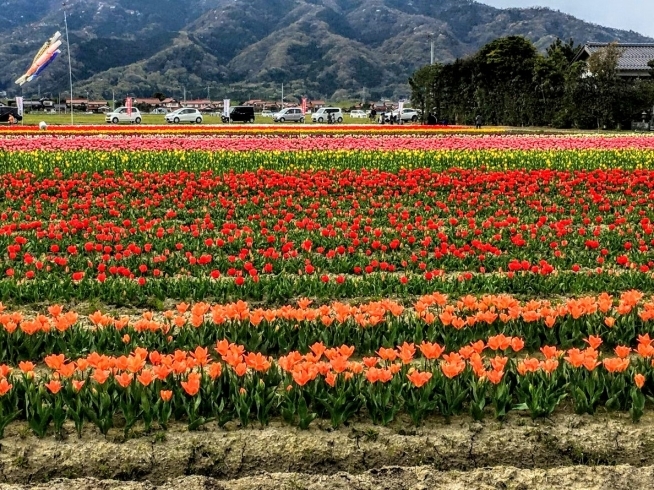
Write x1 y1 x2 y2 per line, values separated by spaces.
152 92 167 101
585 43 624 128
409 64 442 122
474 36 539 126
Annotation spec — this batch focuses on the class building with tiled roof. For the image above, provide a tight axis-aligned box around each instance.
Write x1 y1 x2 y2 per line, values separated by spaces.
576 43 654 78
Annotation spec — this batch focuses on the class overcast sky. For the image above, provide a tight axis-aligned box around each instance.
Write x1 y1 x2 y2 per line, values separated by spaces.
480 0 654 38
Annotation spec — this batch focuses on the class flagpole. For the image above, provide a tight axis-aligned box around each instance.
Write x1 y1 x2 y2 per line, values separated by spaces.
63 3 74 125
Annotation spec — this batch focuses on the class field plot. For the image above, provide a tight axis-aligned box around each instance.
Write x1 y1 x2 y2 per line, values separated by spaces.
1 129 654 489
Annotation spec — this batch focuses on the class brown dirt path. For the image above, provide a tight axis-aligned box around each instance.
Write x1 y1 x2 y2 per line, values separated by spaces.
1 411 653 486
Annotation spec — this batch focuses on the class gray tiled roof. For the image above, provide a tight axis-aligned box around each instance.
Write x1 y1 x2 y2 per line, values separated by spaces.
584 43 654 71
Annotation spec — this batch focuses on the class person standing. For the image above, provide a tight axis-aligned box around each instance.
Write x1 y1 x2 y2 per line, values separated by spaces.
475 114 482 129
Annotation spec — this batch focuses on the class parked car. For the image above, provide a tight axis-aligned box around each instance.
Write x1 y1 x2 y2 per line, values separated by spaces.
165 108 203 124
261 110 273 118
222 106 256 123
273 107 305 123
311 107 343 123
105 107 142 124
350 110 368 119
0 106 22 123
151 108 168 115
383 108 420 123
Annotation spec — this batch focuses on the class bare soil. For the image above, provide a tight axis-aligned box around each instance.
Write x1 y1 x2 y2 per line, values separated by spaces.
1 411 654 488
2 466 654 490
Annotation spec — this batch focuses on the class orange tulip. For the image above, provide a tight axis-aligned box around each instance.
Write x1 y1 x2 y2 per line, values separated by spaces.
192 346 210 367
470 340 485 354
490 356 508 372
234 362 248 377
458 345 475 360
115 372 133 388
208 362 223 380
603 357 630 373
19 361 35 374
564 348 585 368
363 357 378 368
604 317 615 328
0 378 12 396
160 390 173 402
510 337 525 352
635 373 646 389
244 352 271 372
292 367 314 386
614 345 631 358
137 369 154 387
309 341 326 359
0 364 11 378
407 370 432 388
517 358 540 375
57 363 76 378
397 342 415 364
377 347 398 362
541 359 559 374
72 379 85 392
540 345 560 360
485 369 504 385
325 371 337 388
338 345 355 359
637 343 654 358
215 339 230 356
44 354 65 371
584 335 603 350
45 379 62 394
419 341 445 360
153 364 172 381
441 360 465 379
92 369 110 385
181 372 201 396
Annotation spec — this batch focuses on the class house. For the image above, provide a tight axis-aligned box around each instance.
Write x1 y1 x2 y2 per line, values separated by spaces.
309 100 326 109
134 98 166 111
242 99 267 111
575 43 654 78
161 98 182 111
65 99 109 112
184 99 213 110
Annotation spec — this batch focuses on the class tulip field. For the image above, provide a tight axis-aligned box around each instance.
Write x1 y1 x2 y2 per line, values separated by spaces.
2 127 654 488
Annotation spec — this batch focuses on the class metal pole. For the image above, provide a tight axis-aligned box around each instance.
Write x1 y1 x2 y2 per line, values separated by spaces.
281 83 284 109
63 6 74 124
112 90 115 111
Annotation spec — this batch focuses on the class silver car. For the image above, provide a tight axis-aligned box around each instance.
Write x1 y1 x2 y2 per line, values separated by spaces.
165 108 203 124
273 107 305 123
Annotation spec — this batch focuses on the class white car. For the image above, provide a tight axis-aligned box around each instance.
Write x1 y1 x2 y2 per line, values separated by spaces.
105 107 142 124
165 108 203 124
261 110 273 117
384 108 420 123
311 107 343 123
350 110 368 119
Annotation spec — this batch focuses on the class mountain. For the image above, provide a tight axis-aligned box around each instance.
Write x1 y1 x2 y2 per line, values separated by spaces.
1 0 652 101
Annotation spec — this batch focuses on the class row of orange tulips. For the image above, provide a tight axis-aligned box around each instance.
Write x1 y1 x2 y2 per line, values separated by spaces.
1 335 654 437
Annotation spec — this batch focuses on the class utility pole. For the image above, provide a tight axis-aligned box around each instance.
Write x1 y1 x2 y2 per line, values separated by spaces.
112 89 115 111
183 86 186 105
428 33 435 65
63 2 74 124
281 83 284 109
207 85 210 102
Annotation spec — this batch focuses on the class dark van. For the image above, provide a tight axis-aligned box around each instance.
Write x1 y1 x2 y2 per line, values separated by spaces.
222 106 255 123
